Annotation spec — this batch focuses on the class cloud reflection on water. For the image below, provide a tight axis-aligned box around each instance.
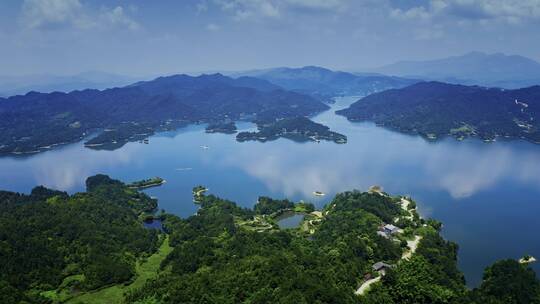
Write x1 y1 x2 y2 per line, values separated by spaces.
13 143 140 191
217 127 540 200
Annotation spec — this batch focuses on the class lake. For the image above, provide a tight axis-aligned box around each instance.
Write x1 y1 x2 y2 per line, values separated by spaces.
1 96 539 287
277 212 306 229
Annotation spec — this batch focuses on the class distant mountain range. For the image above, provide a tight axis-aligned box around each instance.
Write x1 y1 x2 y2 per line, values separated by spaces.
373 52 540 89
337 81 540 143
0 73 328 155
234 66 420 102
0 71 141 97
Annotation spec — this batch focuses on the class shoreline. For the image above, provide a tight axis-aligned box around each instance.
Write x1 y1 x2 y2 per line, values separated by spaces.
128 179 167 190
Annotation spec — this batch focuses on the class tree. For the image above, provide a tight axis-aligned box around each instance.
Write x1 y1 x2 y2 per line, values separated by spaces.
468 259 540 304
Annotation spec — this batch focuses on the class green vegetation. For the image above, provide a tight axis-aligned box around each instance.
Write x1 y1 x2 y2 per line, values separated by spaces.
65 235 172 304
84 123 155 150
192 185 209 202
1 177 539 303
0 175 159 303
237 116 347 144
465 259 540 304
205 121 237 134
125 190 415 303
253 196 295 215
128 177 165 189
337 82 540 143
294 201 315 213
0 74 328 155
362 228 466 303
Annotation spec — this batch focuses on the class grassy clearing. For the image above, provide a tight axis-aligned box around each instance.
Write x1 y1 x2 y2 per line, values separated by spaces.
65 235 171 304
236 215 275 232
450 124 475 135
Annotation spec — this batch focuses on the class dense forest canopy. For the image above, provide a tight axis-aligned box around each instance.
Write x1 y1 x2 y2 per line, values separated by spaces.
0 175 159 303
0 74 328 155
0 176 538 303
236 116 347 144
337 82 540 143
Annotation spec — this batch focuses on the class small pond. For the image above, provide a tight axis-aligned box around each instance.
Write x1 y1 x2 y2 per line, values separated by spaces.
143 219 164 231
277 213 305 229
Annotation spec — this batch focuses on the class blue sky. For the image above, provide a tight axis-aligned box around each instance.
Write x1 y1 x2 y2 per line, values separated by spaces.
1 0 539 76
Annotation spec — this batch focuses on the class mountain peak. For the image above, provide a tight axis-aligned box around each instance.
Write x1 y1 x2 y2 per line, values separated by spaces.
374 52 540 88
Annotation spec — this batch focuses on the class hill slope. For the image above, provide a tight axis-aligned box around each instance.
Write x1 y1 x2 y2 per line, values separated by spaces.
0 71 140 96
236 116 347 143
336 82 540 143
1 177 538 303
236 66 419 101
0 74 328 155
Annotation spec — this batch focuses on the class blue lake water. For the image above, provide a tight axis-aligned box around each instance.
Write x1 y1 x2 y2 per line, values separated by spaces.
277 213 305 229
143 219 164 231
1 96 540 286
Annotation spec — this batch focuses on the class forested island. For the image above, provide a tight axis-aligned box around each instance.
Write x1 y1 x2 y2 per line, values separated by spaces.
337 81 540 143
205 121 238 134
1 175 539 303
0 74 328 155
236 116 347 144
127 177 166 189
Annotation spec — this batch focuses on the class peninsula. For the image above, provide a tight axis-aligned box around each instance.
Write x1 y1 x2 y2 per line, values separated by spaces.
337 81 540 143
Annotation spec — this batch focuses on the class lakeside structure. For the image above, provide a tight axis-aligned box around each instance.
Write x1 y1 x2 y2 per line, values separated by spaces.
356 187 424 296
520 256 537 264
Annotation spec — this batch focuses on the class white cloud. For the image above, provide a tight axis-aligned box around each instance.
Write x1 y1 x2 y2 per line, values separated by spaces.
21 0 89 29
391 6 432 21
21 0 140 31
206 23 220 31
214 0 280 20
197 1 209 13
210 0 349 21
100 6 140 31
259 1 280 17
390 0 540 24
283 0 346 11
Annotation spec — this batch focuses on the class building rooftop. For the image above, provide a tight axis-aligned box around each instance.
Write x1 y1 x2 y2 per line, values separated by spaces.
384 224 399 231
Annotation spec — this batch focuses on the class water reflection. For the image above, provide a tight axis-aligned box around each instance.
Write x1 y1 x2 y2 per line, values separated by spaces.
216 120 540 201
1 143 140 192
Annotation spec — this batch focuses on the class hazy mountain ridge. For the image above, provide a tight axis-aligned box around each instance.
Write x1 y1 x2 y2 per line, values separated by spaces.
374 52 540 89
0 71 141 96
235 66 420 101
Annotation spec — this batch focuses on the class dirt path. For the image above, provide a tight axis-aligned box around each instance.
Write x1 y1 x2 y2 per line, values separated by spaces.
402 235 422 260
355 276 382 295
356 234 422 296
356 198 422 297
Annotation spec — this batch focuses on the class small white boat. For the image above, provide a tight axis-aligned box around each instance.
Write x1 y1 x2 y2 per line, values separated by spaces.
175 168 193 171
